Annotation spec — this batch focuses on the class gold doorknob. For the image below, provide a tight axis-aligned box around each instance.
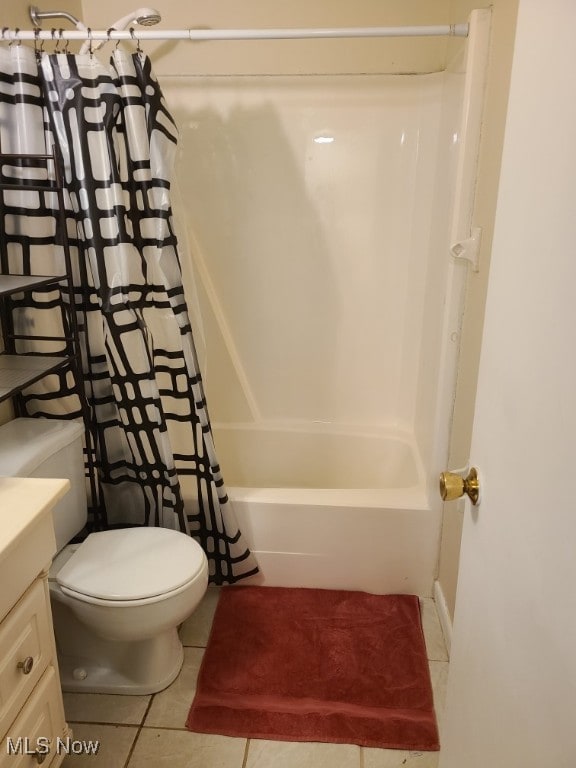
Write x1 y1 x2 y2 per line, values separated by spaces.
439 467 480 505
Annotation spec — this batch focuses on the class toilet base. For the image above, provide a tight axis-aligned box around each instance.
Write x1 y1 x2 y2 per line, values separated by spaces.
52 594 186 694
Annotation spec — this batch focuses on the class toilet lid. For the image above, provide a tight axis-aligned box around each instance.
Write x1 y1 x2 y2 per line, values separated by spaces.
56 528 207 601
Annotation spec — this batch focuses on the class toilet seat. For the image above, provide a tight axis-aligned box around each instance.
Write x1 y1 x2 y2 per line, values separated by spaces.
56 527 207 605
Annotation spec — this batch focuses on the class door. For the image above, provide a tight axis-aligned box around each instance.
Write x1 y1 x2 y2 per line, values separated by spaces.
440 1 576 766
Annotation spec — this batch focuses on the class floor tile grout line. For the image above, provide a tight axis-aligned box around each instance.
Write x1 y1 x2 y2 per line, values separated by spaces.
67 720 143 728
67 721 204 732
241 738 250 768
138 724 194 732
122 694 155 767
121 727 140 768
141 695 155 726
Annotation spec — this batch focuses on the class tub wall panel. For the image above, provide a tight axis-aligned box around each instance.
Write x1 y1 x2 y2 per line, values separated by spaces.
165 74 446 431
234 500 441 596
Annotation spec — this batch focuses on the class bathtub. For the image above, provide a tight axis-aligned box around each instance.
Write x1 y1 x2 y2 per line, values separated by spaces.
211 423 441 596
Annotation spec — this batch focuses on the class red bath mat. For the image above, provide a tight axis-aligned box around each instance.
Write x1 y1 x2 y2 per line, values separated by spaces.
186 586 439 750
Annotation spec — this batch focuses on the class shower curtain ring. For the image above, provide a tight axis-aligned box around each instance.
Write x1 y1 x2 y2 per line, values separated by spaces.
34 27 43 57
1 28 8 42
9 28 21 47
129 26 143 54
87 27 93 57
55 29 64 53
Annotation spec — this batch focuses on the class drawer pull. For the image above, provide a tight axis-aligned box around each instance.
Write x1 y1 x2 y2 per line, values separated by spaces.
35 748 49 764
17 656 34 675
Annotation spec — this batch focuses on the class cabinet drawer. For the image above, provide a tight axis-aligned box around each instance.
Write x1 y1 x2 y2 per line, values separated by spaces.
0 581 53 737
0 666 67 768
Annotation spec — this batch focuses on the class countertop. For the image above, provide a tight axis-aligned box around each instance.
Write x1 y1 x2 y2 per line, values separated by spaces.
0 476 69 620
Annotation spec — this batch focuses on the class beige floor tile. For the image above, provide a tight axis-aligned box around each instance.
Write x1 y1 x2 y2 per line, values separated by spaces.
428 661 449 741
127 728 246 768
180 586 221 647
363 747 439 768
60 723 137 768
63 692 151 725
245 739 360 768
419 599 449 662
144 647 204 728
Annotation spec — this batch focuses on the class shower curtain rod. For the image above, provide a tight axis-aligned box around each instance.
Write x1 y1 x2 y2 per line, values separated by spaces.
0 24 469 43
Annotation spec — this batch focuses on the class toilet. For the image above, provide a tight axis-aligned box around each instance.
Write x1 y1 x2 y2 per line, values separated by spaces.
0 417 209 695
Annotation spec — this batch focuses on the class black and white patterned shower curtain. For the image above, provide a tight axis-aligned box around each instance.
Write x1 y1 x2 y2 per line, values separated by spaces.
0 44 258 584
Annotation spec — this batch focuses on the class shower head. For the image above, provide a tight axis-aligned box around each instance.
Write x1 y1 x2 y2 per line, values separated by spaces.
78 7 161 54
29 4 161 32
135 10 162 26
108 8 162 31
29 5 86 29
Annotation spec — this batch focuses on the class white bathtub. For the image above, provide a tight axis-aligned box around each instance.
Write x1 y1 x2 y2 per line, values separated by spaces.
211 423 440 596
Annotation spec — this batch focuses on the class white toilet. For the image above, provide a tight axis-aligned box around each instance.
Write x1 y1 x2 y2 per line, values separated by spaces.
0 417 209 695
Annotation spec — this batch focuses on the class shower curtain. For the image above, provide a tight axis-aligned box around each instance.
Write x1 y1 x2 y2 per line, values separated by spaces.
0 44 258 584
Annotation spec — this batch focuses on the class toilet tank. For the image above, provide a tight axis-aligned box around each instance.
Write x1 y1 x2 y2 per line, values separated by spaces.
0 418 88 551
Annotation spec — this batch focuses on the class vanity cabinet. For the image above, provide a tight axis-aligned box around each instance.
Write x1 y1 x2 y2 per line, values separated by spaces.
0 478 71 767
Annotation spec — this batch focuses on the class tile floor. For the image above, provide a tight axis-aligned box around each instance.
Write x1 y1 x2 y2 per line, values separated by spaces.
60 589 449 768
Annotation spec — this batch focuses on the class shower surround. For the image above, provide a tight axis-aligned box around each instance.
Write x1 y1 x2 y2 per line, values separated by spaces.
163 11 489 595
